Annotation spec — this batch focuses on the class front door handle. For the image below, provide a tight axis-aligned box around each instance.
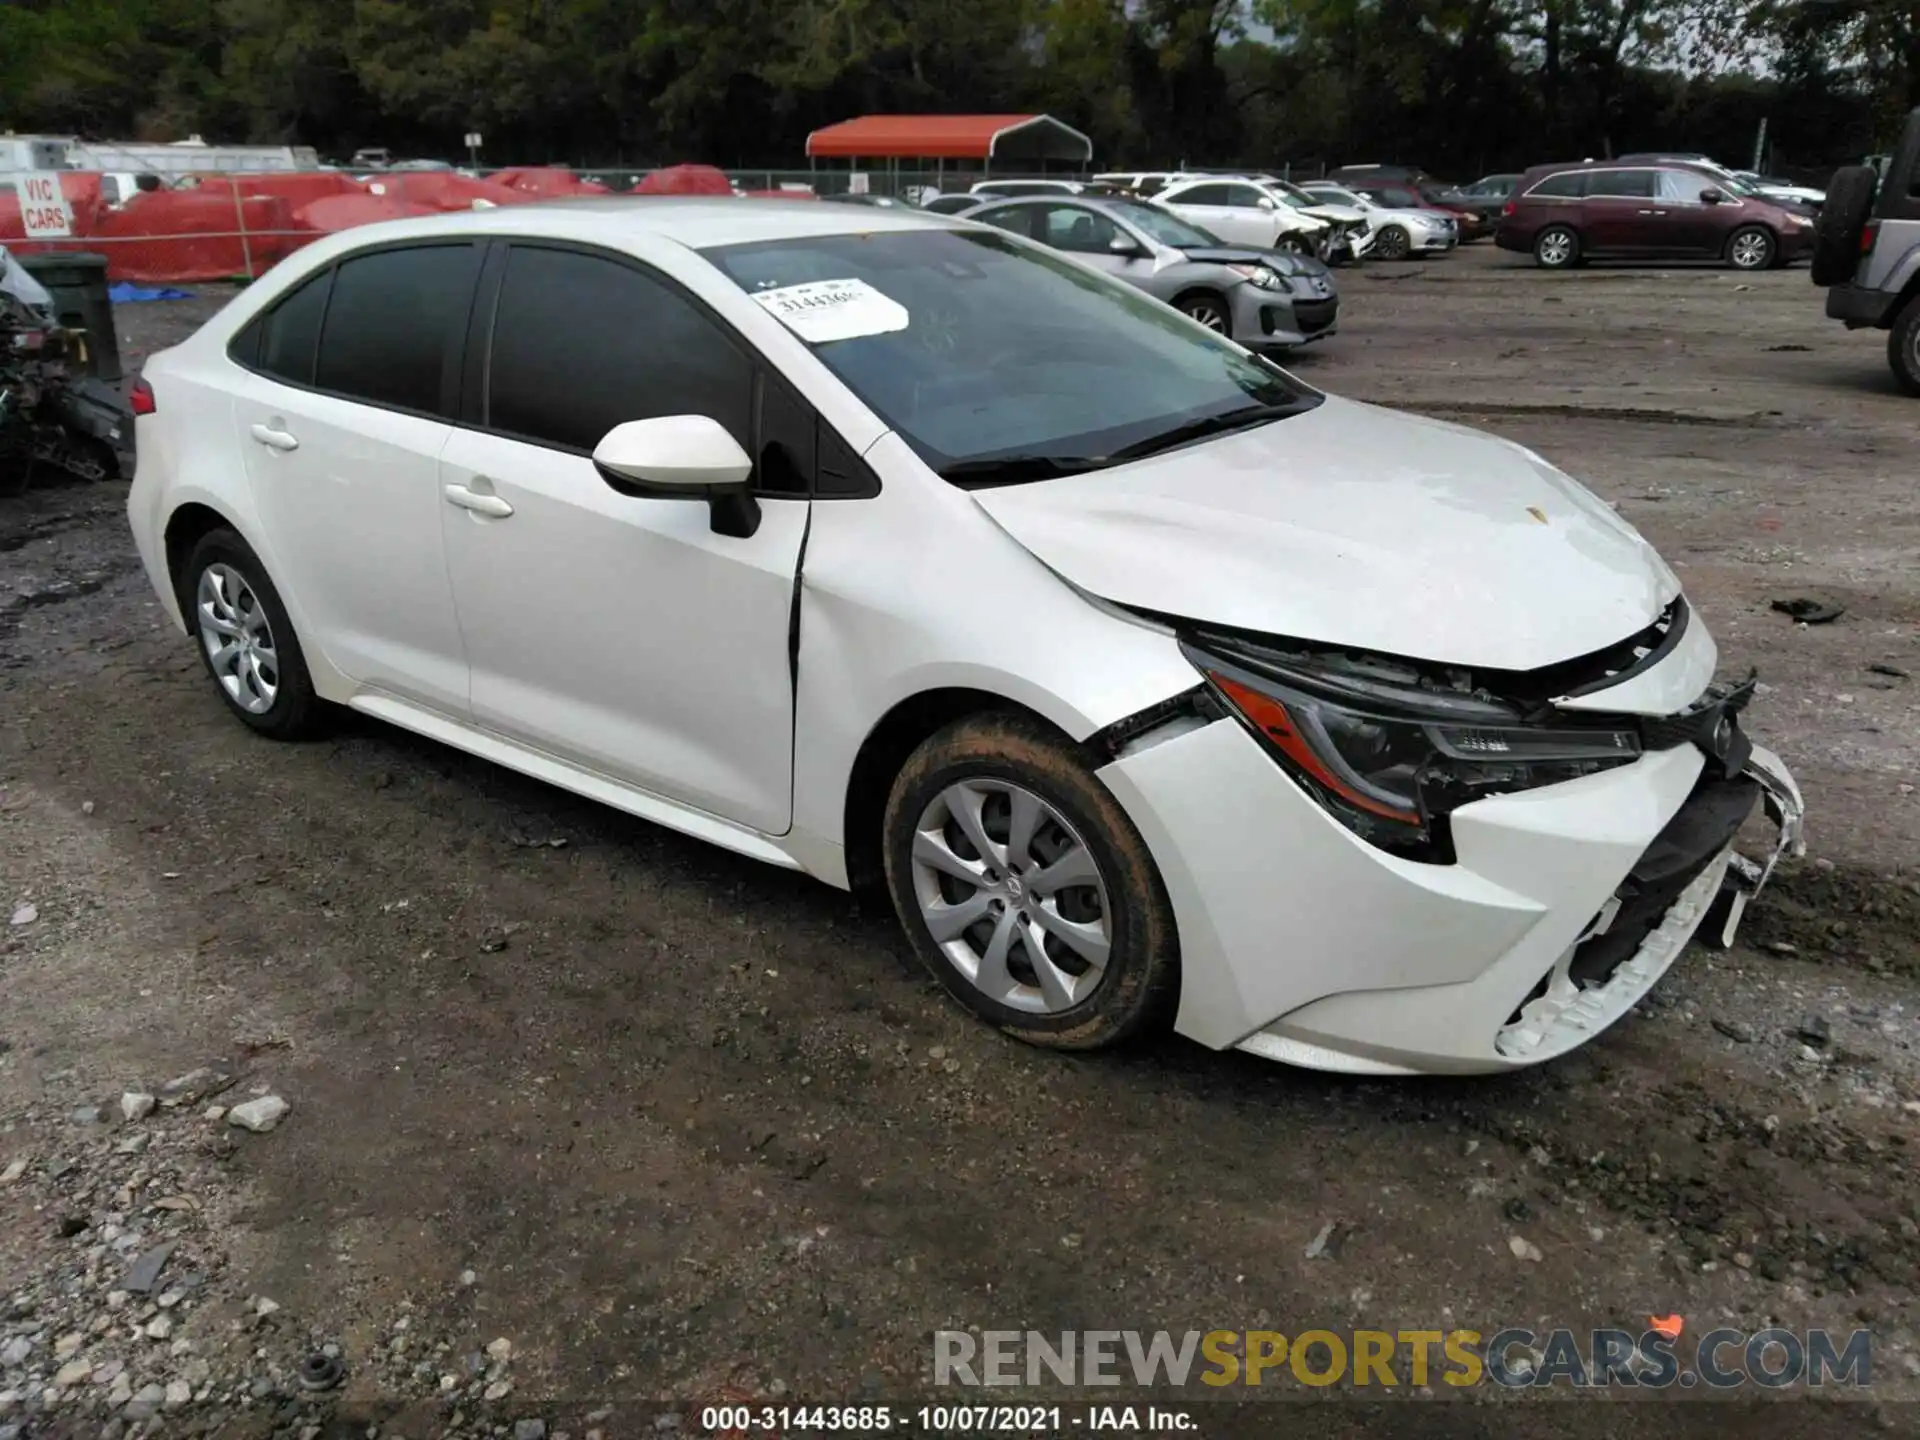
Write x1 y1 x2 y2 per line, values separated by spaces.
249 422 299 452
443 483 513 519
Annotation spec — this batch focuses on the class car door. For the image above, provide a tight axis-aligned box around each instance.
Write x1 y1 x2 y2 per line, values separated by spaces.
1217 182 1286 246
1033 203 1154 281
1160 183 1249 243
1579 169 1661 254
435 241 811 835
1655 169 1728 256
228 242 480 715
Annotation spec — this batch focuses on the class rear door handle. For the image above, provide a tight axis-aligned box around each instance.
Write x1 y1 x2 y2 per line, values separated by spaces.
443 483 513 519
249 422 298 452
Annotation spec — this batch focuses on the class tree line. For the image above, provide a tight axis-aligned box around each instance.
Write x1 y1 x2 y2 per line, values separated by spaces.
1 2 1911 179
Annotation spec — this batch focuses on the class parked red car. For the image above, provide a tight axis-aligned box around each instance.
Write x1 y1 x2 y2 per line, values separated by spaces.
1495 160 1817 270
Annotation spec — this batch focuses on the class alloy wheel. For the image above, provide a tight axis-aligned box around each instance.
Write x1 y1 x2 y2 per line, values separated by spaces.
1182 299 1229 332
1729 230 1771 270
1537 230 1574 267
908 779 1113 1015
196 563 279 714
1375 226 1410 260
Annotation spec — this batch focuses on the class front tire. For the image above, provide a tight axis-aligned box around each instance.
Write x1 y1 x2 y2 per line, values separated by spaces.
1175 292 1231 333
882 713 1178 1050
1726 225 1776 271
1890 297 1920 398
1373 225 1410 261
1534 225 1579 269
181 528 323 739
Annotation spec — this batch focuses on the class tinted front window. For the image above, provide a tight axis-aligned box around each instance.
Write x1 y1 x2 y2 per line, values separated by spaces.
1221 185 1268 208
705 229 1319 479
1103 200 1216 247
1037 205 1123 253
1528 172 1587 198
314 244 478 415
1658 170 1711 202
972 205 1038 239
253 270 331 386
1587 170 1656 198
487 244 751 454
1169 184 1232 205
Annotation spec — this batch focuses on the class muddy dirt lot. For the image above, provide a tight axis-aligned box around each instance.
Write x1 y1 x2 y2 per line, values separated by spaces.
2 245 1917 1439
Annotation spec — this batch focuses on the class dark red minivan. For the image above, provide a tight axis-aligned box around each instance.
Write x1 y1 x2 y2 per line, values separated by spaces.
1495 161 1817 270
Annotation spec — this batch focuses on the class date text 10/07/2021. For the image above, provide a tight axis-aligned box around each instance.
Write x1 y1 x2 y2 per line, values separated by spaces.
699 1405 1196 1434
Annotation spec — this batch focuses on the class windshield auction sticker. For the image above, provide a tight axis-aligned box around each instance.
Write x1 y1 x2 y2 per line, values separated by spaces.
751 278 908 343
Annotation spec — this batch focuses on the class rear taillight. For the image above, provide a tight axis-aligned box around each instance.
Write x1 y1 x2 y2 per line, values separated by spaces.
1861 220 1879 255
130 378 156 416
1502 200 1516 217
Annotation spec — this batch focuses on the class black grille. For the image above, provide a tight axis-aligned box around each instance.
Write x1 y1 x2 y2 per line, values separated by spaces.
1566 774 1759 988
1291 298 1338 334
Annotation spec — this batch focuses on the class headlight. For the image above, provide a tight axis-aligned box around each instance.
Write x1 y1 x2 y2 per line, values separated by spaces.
1183 639 1641 862
1227 263 1287 291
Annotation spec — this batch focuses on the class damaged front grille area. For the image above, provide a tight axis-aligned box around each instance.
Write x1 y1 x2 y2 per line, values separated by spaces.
1564 772 1760 989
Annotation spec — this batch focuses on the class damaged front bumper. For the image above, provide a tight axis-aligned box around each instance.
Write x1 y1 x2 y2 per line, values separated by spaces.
1714 743 1805 945
1099 714 1807 1076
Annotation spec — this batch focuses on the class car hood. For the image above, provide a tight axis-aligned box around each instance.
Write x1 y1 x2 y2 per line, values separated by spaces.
1299 203 1365 224
968 396 1678 671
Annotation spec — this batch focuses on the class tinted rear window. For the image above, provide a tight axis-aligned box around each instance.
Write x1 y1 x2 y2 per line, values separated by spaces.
314 244 479 416
1587 170 1656 198
250 270 331 386
1528 172 1587 198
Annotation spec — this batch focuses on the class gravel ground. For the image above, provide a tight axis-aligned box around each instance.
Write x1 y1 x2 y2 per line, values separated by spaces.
1 245 1917 1439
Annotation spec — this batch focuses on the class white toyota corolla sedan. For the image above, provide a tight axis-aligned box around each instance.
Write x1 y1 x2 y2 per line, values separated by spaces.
126 199 1804 1075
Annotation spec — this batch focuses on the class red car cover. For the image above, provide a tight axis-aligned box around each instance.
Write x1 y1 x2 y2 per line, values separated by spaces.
490 167 612 198
634 164 734 197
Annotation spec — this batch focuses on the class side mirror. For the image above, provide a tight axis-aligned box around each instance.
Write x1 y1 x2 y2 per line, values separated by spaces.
1107 233 1142 256
593 415 761 538
1700 187 1726 204
1257 196 1278 211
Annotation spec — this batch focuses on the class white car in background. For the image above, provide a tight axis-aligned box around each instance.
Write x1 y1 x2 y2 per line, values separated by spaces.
125 199 1803 1076
1301 181 1459 259
1153 177 1333 257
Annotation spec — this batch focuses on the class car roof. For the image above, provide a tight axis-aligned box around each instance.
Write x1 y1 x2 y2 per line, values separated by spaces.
276 196 966 256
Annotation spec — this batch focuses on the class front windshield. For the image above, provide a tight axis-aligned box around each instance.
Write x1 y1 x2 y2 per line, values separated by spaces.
1267 180 1320 210
1315 185 1369 208
705 228 1320 482
1101 199 1218 248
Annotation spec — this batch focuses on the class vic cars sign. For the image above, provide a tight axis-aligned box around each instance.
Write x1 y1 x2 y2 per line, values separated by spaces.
8 173 75 238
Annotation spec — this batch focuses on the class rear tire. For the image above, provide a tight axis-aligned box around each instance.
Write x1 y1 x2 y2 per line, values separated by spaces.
1534 225 1579 269
1811 165 1878 287
181 528 324 739
882 712 1178 1050
1889 297 1920 398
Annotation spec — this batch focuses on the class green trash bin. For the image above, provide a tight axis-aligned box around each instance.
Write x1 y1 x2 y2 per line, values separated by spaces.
17 252 123 383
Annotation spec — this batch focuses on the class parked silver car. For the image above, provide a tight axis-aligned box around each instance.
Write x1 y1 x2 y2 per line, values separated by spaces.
960 194 1339 348
1300 182 1458 259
